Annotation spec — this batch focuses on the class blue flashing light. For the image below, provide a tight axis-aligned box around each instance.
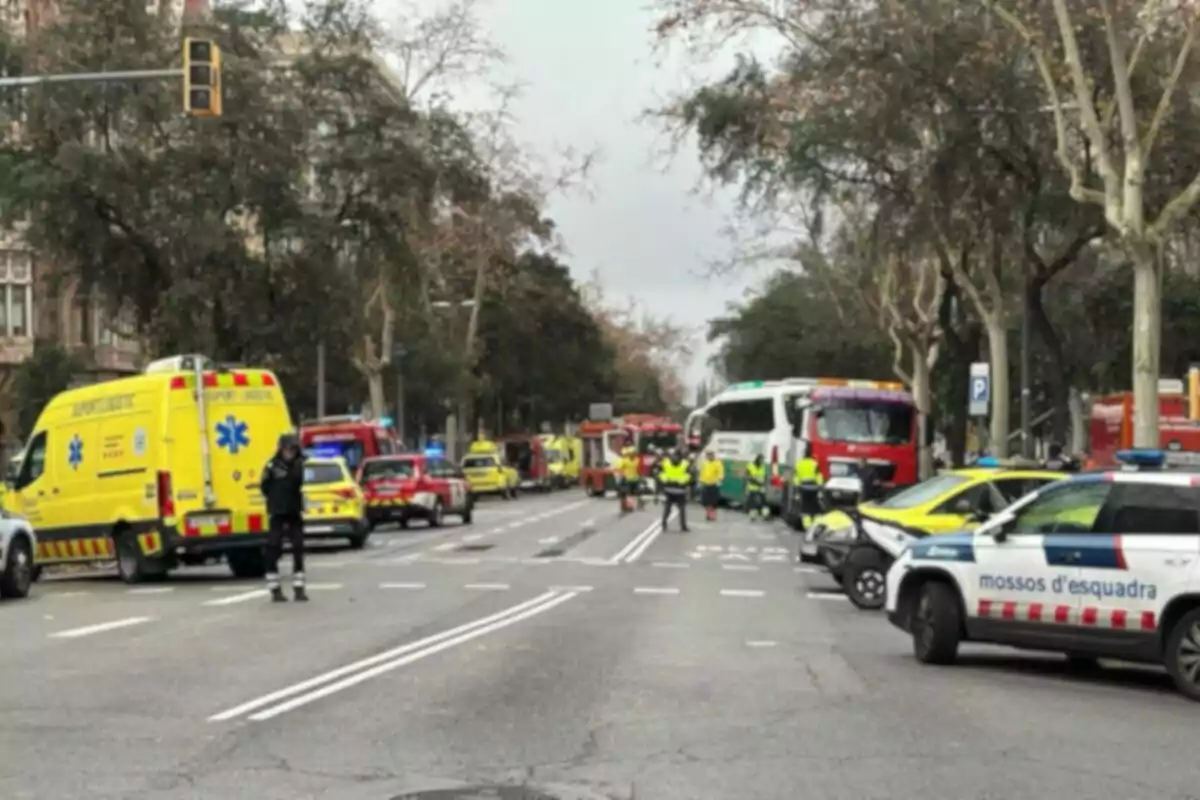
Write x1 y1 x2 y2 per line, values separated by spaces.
378 416 394 428
976 456 1001 467
1114 449 1166 469
306 445 343 459
424 445 445 459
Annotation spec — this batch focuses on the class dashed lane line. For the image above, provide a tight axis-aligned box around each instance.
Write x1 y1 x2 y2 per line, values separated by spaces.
379 582 426 590
720 589 765 598
633 587 680 595
126 587 175 595
203 589 268 606
465 583 510 591
652 561 689 569
50 616 154 639
721 564 760 572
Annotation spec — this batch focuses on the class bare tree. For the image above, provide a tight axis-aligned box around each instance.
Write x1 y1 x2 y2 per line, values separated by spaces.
984 0 1200 445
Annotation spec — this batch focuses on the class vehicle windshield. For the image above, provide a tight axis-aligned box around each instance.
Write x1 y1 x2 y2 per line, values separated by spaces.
816 400 914 445
303 463 345 484
462 456 496 468
873 473 970 509
306 439 366 470
360 459 417 481
638 433 678 453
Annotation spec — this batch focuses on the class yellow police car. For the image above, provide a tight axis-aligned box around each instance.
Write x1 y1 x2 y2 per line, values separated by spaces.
301 457 370 548
813 466 1067 607
460 441 519 499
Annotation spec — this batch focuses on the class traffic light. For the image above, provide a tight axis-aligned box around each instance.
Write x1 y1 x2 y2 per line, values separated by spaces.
183 37 221 117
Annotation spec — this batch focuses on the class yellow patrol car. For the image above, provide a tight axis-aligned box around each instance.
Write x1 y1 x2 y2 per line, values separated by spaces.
460 440 519 499
813 465 1067 608
301 457 369 548
6 354 295 584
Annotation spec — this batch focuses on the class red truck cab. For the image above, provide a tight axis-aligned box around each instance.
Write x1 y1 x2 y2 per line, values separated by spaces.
300 416 399 473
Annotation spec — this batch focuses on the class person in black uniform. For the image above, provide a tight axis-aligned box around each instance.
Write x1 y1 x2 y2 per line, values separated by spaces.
261 433 307 602
658 447 692 532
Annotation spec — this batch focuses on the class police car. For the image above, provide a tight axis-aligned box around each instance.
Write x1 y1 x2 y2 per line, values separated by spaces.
885 449 1200 701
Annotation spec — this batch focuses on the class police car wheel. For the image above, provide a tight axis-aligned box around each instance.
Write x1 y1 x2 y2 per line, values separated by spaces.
843 547 888 610
0 535 32 598
911 581 962 665
1165 607 1200 701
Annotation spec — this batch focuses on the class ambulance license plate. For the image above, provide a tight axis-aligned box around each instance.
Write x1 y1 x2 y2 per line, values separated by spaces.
191 514 229 528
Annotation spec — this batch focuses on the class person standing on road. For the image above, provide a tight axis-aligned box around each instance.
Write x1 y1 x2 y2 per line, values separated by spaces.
793 442 824 530
261 433 307 603
698 450 725 522
658 447 691 532
745 454 767 521
615 445 641 512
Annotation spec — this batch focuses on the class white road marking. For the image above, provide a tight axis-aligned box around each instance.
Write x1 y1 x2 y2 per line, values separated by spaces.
720 589 765 598
634 587 680 595
126 587 175 595
461 534 484 542
45 591 91 598
305 583 342 591
746 640 777 647
652 561 689 569
203 589 269 606
379 582 425 590
721 564 760 572
50 616 153 639
432 542 457 552
465 583 510 591
794 566 821 574
610 517 667 564
212 591 577 722
538 536 560 544
549 585 594 592
806 591 848 602
488 527 506 534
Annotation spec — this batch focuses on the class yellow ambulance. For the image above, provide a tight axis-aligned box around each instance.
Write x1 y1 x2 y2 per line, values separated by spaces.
460 439 519 498
6 354 295 583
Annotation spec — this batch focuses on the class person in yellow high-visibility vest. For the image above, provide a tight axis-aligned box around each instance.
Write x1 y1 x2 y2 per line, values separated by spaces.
658 448 692 532
744 454 767 521
698 450 725 522
793 442 824 529
614 446 641 512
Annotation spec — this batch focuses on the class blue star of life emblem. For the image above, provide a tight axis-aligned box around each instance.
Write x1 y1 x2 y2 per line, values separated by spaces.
215 415 250 455
67 434 83 470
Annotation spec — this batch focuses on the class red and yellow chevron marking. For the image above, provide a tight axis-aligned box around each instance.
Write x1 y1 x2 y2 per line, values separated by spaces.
181 511 266 537
169 371 277 390
137 531 163 556
366 497 409 508
36 537 115 562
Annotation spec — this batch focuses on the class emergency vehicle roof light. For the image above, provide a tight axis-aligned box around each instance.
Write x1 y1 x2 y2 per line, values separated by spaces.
976 457 1001 467
1114 449 1166 469
424 445 445 458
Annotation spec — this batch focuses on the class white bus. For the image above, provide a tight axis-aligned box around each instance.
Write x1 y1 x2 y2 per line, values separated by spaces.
685 377 916 511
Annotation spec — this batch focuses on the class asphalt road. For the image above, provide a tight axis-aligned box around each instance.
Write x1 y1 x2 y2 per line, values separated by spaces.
3 491 1199 800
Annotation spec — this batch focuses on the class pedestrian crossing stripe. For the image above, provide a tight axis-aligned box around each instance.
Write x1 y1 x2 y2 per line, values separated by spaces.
36 537 115 561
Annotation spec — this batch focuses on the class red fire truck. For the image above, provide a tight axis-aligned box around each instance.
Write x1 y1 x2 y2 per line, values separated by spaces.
1088 379 1200 467
579 414 682 496
498 433 554 492
300 416 400 473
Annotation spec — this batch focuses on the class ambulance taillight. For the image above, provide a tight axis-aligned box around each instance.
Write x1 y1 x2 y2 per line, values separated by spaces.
157 471 175 519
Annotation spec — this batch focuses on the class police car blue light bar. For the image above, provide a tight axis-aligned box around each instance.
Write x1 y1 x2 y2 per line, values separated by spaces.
424 446 445 458
976 456 1000 467
1114 448 1166 468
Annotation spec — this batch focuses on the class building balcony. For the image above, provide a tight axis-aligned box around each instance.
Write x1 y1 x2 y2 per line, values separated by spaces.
0 336 34 365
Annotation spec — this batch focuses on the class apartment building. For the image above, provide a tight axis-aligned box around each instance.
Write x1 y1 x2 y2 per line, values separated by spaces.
0 0 153 453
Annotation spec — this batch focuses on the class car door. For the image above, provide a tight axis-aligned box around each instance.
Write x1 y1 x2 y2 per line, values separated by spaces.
1074 481 1200 639
990 476 1063 508
971 480 1114 640
426 458 465 511
13 431 49 529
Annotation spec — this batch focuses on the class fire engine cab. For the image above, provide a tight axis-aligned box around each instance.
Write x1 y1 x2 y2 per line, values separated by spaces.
579 414 682 496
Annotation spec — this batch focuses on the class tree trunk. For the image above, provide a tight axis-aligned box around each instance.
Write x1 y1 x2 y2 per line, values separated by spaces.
1131 251 1162 447
912 349 934 480
985 316 1010 458
365 369 385 421
1027 276 1071 444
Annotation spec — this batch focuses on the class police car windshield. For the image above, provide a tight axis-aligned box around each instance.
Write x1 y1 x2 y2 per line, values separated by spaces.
303 463 345 484
462 456 494 468
874 473 970 509
361 459 417 480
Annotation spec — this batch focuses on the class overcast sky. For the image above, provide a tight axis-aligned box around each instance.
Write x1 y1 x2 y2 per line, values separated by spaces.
372 0 766 400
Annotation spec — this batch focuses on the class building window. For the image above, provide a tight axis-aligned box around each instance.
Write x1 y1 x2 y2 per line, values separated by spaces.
0 250 32 339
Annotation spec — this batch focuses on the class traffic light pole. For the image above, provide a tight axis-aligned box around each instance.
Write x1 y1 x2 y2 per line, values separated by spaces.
0 69 183 89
